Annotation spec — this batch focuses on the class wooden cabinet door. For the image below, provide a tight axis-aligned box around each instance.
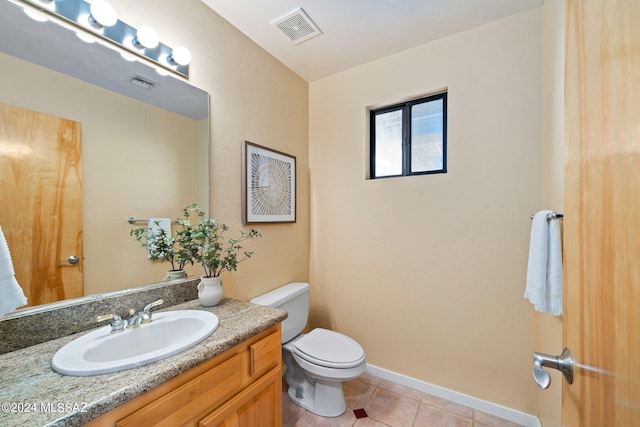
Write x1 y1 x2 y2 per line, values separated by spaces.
117 354 243 427
199 367 281 427
0 103 83 306
563 0 640 425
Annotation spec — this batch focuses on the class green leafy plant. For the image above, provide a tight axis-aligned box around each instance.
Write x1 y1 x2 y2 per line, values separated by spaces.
176 203 261 278
130 221 193 272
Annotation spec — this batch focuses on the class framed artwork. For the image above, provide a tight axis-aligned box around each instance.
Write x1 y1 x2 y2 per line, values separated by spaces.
243 141 296 224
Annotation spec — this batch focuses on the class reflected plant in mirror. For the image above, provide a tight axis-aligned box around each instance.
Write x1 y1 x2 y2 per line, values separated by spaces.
130 220 193 281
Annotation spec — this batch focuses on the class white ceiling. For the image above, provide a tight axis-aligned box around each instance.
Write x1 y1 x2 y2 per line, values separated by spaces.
201 0 543 82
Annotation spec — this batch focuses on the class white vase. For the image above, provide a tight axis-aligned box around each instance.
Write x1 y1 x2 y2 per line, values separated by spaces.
197 276 223 306
164 269 187 281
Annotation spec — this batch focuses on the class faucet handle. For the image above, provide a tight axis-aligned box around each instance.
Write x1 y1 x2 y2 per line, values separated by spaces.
140 299 164 324
96 313 125 333
143 299 164 314
96 313 119 322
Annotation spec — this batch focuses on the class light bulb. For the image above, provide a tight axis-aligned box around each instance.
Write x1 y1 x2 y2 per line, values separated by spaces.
168 46 191 66
133 26 159 49
23 0 56 21
23 8 48 22
76 32 96 43
88 0 117 28
120 52 136 62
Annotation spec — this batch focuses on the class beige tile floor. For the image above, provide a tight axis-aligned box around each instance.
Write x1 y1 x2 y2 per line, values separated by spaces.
282 373 525 427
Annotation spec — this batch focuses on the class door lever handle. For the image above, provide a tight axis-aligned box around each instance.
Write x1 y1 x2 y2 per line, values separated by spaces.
532 348 574 389
59 255 80 265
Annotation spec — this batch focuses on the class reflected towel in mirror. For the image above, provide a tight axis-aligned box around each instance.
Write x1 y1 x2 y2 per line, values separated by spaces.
0 225 28 316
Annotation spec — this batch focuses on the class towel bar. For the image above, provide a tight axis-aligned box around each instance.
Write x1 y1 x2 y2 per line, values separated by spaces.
127 217 179 225
530 212 564 221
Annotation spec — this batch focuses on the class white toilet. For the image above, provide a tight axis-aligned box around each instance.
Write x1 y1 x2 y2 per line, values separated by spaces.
250 282 366 417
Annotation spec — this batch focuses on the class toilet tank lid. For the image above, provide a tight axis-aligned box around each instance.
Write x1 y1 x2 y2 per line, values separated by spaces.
250 282 309 308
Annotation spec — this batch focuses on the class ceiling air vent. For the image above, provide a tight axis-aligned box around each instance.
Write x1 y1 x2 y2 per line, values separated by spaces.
130 75 156 89
272 8 322 45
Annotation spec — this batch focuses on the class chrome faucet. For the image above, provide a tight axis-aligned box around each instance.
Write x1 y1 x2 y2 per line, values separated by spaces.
96 313 126 333
125 298 165 327
136 299 165 325
125 308 143 328
96 299 164 333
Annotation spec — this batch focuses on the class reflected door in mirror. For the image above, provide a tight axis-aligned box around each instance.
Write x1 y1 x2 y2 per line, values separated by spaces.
0 103 83 306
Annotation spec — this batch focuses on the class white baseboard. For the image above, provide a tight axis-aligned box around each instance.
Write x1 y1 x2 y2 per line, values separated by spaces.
366 364 542 427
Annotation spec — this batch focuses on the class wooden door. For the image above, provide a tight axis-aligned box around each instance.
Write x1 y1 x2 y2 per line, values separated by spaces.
563 0 640 425
0 103 83 306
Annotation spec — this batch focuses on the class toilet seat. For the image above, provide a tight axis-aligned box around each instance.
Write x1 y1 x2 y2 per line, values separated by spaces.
293 328 365 369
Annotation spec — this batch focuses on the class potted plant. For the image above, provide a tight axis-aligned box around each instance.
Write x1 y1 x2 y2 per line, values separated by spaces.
176 203 260 306
130 220 192 281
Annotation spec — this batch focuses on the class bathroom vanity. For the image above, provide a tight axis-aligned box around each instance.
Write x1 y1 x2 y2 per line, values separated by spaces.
0 297 286 427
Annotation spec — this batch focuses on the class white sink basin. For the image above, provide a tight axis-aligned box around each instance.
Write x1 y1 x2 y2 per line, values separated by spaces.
51 310 219 376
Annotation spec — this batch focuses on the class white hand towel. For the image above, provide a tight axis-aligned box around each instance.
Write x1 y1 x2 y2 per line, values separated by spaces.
0 226 28 316
147 218 172 258
524 210 563 315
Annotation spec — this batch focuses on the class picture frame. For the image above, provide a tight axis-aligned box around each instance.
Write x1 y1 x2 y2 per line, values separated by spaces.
242 141 296 224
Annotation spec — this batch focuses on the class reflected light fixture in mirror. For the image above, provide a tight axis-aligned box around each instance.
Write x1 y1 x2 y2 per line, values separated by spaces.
120 51 137 62
87 0 116 28
132 26 159 50
23 7 47 20
22 0 52 21
13 0 192 78
76 30 97 43
168 45 192 67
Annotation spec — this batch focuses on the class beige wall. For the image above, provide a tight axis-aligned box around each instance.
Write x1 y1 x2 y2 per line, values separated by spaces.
538 0 565 425
108 0 310 300
309 10 542 414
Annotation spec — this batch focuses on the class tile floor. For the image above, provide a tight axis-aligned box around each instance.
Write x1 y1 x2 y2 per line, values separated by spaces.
282 373 525 427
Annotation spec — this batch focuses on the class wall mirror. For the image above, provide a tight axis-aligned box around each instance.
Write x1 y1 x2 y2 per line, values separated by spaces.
0 0 210 313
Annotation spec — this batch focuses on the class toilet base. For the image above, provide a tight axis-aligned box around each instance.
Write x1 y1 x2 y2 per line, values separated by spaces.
287 378 347 417
283 345 350 417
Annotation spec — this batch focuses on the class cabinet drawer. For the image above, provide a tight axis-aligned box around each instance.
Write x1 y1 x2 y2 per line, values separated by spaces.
116 354 243 427
249 332 281 378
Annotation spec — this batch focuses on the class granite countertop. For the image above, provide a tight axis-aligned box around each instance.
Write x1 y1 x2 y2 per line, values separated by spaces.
0 298 287 427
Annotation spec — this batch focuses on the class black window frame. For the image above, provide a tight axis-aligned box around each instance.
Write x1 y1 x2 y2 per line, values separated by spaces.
370 92 447 179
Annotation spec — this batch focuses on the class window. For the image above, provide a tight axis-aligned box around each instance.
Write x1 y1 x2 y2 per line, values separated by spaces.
370 92 447 179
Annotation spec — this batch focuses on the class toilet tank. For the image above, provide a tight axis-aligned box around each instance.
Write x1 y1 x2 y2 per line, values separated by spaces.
250 282 309 344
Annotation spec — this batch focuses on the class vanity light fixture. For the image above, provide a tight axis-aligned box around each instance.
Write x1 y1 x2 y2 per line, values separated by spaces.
9 0 191 78
132 26 159 49
120 51 136 62
75 30 96 43
23 7 48 20
23 0 54 22
167 45 192 66
87 0 116 28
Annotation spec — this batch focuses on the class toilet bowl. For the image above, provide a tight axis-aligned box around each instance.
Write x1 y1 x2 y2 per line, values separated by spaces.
250 283 366 417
